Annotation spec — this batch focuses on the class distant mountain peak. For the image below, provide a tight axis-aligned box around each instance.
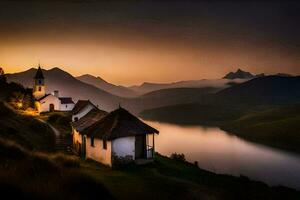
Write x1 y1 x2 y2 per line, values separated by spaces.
223 68 255 80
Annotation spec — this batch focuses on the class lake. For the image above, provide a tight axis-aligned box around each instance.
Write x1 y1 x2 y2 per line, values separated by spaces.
145 120 300 190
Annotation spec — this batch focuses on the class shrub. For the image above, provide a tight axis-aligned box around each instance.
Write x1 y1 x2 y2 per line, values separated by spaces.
170 153 186 162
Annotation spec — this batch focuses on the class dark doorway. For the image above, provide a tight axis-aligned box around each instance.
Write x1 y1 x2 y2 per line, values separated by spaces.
135 135 146 159
49 104 55 112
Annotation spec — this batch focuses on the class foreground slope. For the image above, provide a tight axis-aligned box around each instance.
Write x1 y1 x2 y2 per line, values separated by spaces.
0 102 54 151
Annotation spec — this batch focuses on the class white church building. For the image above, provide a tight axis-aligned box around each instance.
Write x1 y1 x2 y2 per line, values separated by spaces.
33 66 75 113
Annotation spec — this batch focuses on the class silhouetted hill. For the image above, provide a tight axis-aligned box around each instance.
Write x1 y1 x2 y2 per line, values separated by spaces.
223 69 256 79
216 76 300 105
123 87 218 113
7 68 122 111
77 74 137 97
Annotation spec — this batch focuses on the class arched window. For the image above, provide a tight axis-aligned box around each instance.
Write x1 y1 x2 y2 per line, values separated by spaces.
38 86 41 91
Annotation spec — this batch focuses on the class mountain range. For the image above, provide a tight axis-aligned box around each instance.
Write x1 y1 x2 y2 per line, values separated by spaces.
129 78 247 94
77 74 138 97
6 67 299 114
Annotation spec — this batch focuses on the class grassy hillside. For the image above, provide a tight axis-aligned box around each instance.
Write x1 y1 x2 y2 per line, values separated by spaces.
0 139 113 199
40 111 72 135
81 154 300 200
222 105 300 153
0 102 55 151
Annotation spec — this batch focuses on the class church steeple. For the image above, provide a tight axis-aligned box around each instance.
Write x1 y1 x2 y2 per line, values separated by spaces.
33 65 46 99
34 65 44 79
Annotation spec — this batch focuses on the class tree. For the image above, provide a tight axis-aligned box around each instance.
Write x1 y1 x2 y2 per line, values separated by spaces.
0 67 7 84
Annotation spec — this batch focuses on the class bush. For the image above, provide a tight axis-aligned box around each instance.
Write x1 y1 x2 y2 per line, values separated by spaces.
170 153 186 162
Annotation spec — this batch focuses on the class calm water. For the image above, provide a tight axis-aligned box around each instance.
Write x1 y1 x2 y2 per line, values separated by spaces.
145 121 300 190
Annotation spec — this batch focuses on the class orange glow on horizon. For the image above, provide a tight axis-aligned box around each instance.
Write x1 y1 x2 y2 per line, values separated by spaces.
1 35 299 86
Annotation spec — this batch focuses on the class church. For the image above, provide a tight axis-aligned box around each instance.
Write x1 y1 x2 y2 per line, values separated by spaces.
33 66 75 113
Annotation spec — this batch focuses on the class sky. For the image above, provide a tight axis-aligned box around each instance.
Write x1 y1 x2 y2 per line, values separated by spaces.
0 0 299 86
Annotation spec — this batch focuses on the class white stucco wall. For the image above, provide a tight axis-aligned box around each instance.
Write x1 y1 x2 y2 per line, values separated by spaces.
60 103 75 111
85 137 112 166
72 104 95 122
112 136 135 160
38 95 60 112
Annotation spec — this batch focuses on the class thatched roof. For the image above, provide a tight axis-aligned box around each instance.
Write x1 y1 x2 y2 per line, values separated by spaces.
81 107 159 140
72 100 96 115
72 108 108 132
34 66 44 79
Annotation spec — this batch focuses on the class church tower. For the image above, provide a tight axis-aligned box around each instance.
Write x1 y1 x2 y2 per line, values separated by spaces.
33 65 46 99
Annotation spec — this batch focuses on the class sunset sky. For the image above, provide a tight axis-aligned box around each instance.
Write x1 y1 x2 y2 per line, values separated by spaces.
0 0 299 86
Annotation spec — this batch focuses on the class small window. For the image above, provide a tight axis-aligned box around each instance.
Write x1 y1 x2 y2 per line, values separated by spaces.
38 80 42 84
66 105 68 108
90 137 94 147
103 139 107 150
38 86 41 91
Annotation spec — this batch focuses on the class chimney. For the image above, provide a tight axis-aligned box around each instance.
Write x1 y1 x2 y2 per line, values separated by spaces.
54 90 59 97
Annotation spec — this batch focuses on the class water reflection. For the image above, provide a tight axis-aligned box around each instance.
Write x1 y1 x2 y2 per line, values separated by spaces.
146 121 300 189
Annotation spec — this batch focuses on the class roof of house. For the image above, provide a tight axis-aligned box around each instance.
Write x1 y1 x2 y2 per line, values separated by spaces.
34 66 44 79
81 107 159 140
72 100 96 114
72 108 108 132
59 97 74 104
37 94 51 101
